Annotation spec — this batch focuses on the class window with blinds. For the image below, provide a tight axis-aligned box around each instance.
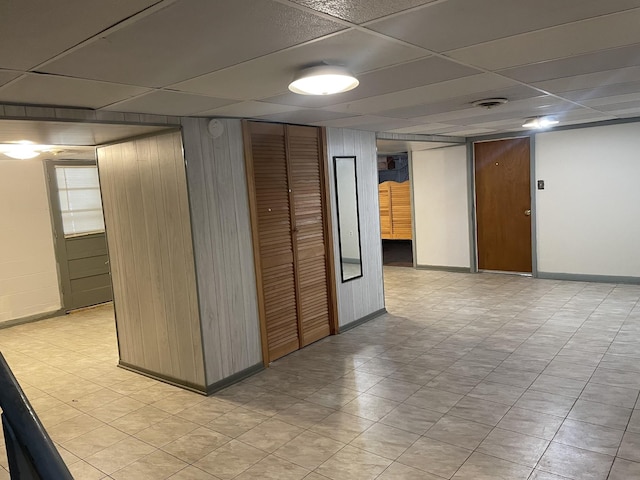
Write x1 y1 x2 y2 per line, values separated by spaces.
55 166 105 237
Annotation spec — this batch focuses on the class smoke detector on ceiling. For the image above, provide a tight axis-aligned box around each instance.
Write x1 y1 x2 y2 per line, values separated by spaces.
471 98 509 109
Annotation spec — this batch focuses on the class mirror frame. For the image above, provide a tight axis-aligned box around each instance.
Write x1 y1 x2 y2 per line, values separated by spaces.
333 155 364 283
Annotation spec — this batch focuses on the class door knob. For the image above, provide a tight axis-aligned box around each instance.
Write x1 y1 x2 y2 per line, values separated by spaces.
524 209 531 216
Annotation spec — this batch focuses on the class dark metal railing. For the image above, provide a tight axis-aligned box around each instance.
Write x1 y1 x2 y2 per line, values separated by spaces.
0 352 73 479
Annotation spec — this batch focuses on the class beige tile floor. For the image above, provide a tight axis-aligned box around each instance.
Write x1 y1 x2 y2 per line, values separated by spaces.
1 267 640 479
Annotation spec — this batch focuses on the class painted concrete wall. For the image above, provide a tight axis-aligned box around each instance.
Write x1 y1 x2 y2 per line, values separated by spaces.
536 122 640 278
412 146 470 268
0 160 61 323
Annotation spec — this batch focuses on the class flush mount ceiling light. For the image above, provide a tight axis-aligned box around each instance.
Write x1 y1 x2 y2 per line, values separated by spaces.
523 116 559 129
288 65 359 95
0 141 43 159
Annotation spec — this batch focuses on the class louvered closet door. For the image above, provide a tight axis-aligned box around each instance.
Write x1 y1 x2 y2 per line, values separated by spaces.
379 183 391 239
390 182 412 239
248 122 300 361
287 125 332 347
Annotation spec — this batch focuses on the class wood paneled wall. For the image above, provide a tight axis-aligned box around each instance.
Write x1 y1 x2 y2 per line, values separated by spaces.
326 128 385 327
181 118 262 386
97 131 206 390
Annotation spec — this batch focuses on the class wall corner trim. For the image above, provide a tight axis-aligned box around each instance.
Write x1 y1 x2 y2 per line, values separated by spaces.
537 271 640 285
206 363 264 395
416 265 472 273
118 362 208 395
340 308 387 333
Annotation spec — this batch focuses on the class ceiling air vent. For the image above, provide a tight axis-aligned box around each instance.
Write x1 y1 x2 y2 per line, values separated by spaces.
471 98 508 109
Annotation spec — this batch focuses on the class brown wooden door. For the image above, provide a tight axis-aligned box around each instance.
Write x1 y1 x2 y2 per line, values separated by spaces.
288 125 332 347
245 121 335 363
474 137 532 273
246 122 300 361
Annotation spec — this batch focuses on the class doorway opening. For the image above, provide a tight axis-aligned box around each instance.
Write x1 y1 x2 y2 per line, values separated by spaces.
375 136 469 309
0 119 174 349
377 152 413 267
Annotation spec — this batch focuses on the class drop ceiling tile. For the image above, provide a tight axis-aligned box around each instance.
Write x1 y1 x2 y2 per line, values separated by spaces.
559 80 640 103
444 107 577 127
313 116 424 132
368 0 640 53
0 70 21 88
254 109 352 124
389 123 453 135
0 0 159 70
102 90 235 116
170 29 427 100
324 74 519 115
309 115 393 128
533 66 640 94
579 92 640 107
436 96 579 126
593 99 640 112
377 85 540 119
287 0 438 23
387 123 456 134
0 73 149 109
498 43 640 83
439 127 497 137
194 101 299 118
377 140 457 154
41 0 345 87
352 119 429 132
446 8 640 70
465 107 595 129
608 107 640 117
262 56 481 108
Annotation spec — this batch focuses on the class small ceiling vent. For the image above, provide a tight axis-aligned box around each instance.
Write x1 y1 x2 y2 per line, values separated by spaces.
471 98 508 109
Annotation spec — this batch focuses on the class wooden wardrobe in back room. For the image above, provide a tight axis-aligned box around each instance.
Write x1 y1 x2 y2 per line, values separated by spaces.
242 120 338 363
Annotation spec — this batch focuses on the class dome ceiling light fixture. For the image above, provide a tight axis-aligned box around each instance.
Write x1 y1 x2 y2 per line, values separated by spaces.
523 116 559 129
0 140 43 160
288 65 359 96
471 97 509 109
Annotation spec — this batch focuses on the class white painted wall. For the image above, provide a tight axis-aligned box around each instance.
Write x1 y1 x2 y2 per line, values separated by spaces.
326 128 385 327
412 146 470 269
0 160 61 323
536 122 640 277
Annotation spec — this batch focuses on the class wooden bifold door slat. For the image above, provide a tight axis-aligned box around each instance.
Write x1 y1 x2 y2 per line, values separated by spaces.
245 121 335 363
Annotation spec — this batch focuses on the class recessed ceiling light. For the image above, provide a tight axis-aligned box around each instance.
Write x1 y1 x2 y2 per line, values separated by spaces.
289 65 359 96
523 116 559 129
0 141 42 159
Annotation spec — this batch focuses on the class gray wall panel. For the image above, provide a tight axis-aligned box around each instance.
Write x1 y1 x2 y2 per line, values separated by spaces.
181 118 262 386
326 128 385 326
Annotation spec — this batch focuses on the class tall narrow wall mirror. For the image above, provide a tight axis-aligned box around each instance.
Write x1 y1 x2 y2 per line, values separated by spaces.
334 156 363 282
